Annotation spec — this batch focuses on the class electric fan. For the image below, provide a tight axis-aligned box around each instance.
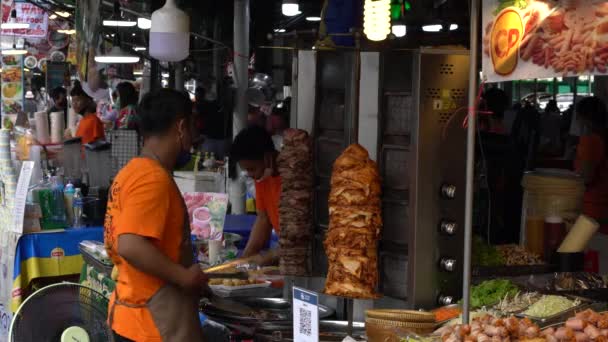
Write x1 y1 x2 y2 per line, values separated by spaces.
9 282 111 342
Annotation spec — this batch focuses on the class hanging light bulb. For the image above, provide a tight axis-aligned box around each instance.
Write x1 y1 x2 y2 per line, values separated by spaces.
137 18 151 29
391 19 406 38
282 0 301 16
364 0 391 41
149 0 190 62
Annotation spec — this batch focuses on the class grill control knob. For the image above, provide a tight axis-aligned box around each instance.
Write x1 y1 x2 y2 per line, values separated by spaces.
440 220 457 235
441 184 456 199
440 258 457 272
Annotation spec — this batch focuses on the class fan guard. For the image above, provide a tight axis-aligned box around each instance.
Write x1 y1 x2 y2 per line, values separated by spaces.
9 282 111 342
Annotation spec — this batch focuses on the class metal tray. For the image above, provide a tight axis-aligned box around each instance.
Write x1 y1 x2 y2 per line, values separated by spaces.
472 265 557 278
515 295 593 326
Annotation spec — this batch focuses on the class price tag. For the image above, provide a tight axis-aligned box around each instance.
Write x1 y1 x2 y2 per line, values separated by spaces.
293 287 319 342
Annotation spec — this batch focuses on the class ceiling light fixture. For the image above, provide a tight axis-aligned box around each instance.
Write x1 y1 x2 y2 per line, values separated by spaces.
95 46 140 63
2 44 28 55
273 28 286 33
57 29 76 35
1 9 30 29
150 0 190 62
449 24 458 31
134 46 146 51
103 1 136 27
133 70 143 76
391 19 406 38
49 14 57 20
422 24 442 32
282 0 300 16
363 0 391 41
55 11 71 18
137 18 151 29
306 16 321 21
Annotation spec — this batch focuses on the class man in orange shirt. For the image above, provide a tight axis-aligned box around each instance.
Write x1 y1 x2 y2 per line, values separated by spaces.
104 89 206 341
67 83 105 144
231 126 280 262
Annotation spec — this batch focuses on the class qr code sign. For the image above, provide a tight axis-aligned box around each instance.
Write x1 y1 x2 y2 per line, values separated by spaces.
299 307 312 336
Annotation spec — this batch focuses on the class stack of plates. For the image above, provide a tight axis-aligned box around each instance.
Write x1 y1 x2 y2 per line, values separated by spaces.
365 309 436 342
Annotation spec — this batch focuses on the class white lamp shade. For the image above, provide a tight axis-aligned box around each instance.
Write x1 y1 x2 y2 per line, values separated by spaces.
95 46 140 64
149 0 190 62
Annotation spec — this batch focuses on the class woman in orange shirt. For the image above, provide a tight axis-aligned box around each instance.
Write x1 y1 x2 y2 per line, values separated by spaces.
68 83 105 144
574 97 608 233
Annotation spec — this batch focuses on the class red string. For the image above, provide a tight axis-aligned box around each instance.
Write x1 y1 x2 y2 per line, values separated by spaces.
461 81 488 129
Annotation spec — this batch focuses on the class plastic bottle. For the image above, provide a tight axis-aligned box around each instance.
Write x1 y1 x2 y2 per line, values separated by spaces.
64 182 75 224
51 176 67 226
72 188 84 228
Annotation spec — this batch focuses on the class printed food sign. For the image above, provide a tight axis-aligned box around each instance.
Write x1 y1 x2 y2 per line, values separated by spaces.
482 0 608 82
0 2 48 38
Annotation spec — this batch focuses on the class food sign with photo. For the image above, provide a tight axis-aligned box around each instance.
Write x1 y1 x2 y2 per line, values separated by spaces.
482 0 608 83
1 55 23 119
1 2 48 38
183 192 228 241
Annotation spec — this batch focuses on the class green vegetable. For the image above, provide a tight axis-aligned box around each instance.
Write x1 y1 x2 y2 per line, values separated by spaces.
469 279 519 309
472 236 504 267
523 295 580 318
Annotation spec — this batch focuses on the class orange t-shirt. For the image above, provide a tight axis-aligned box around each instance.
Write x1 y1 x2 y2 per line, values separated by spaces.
104 158 185 341
575 134 608 227
255 175 281 234
75 113 105 144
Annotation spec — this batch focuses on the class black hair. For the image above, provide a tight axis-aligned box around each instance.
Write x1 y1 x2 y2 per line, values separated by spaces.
50 86 66 101
577 96 607 128
483 87 509 119
116 82 138 108
137 89 192 137
230 125 275 162
70 82 96 114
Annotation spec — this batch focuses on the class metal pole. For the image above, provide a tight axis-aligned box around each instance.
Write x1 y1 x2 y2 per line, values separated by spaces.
174 62 184 92
229 0 250 215
462 0 480 324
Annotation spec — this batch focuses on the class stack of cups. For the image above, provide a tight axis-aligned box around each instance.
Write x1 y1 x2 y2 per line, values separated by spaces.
34 111 50 144
50 112 64 144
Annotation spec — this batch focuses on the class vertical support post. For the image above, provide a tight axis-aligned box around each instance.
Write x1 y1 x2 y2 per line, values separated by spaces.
462 0 480 324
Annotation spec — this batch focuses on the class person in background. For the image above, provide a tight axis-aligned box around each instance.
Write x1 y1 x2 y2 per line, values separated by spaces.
574 97 608 234
104 89 206 342
540 99 562 156
66 83 105 144
197 86 227 159
480 88 509 135
231 126 280 264
48 87 68 125
114 82 139 131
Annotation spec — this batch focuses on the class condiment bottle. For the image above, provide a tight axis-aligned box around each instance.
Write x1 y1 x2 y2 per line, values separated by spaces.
544 215 566 263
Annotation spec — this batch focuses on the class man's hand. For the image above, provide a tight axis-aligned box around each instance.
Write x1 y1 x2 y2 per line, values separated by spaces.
178 265 208 294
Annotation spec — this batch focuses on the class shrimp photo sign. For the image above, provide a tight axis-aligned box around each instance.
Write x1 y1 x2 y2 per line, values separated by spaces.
482 0 608 82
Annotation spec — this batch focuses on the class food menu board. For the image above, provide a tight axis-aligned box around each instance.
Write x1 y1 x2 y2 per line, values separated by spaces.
482 0 608 82
183 192 229 241
1 55 24 121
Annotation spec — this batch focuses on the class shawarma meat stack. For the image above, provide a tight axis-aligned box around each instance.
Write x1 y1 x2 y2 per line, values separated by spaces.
277 129 313 276
324 144 382 299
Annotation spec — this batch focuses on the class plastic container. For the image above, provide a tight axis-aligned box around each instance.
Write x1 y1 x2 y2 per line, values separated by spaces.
72 188 83 228
520 171 584 245
544 215 566 263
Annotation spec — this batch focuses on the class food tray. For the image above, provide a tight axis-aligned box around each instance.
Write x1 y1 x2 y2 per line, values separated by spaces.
515 295 592 326
210 280 271 292
79 245 113 276
472 265 557 278
432 304 462 326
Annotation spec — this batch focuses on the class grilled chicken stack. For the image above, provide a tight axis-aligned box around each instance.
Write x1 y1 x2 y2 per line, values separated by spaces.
324 144 382 299
277 129 313 276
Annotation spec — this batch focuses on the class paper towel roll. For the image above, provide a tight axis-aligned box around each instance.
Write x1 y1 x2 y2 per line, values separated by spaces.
50 111 65 143
34 111 50 144
558 215 599 253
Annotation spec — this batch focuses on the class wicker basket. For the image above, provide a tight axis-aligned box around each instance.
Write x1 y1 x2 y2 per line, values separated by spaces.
365 317 436 342
366 309 435 323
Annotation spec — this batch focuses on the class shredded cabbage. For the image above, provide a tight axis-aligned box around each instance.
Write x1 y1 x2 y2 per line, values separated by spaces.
523 295 580 318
